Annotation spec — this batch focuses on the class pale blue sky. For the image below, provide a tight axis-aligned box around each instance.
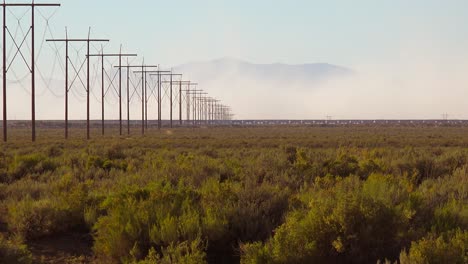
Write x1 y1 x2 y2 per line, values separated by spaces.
44 0 468 67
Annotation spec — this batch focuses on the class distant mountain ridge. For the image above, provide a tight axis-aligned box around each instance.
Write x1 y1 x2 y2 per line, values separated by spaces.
171 58 354 119
174 58 353 84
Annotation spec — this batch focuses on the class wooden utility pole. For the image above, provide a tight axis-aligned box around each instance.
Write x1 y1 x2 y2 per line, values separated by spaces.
47 29 108 139
2 1 61 142
87 48 136 135
175 82 197 125
190 91 207 126
181 83 198 125
158 74 184 128
183 89 204 126
163 80 192 126
210 99 219 125
115 64 158 135
134 70 170 129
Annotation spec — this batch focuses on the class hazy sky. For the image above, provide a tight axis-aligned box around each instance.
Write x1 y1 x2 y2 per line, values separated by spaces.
3 0 468 120
45 0 468 67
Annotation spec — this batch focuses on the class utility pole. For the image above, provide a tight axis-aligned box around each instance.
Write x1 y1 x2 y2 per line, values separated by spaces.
160 76 186 128
223 106 230 123
221 106 231 123
178 82 197 126
181 83 198 125
180 82 197 126
197 92 208 125
210 99 219 125
116 64 158 135
205 98 210 124
47 29 108 140
207 98 215 124
149 72 181 129
198 97 209 125
134 70 170 129
184 90 202 125
198 97 212 125
204 98 215 125
215 102 221 122
2 1 61 142
191 91 207 126
166 81 194 126
87 48 136 135
135 71 172 129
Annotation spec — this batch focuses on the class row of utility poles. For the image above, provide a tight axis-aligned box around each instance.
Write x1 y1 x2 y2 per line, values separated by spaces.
1 1 233 142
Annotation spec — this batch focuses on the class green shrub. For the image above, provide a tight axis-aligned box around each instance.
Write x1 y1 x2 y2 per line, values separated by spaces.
7 154 57 182
432 200 468 233
7 197 60 240
7 196 84 240
133 238 207 264
241 175 413 263
399 230 468 264
324 153 359 177
6 177 88 240
93 183 205 262
106 144 126 160
230 184 289 242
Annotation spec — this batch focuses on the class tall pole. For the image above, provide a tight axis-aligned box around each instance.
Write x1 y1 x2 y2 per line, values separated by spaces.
145 67 148 130
170 73 173 128
192 92 195 124
179 81 182 125
197 93 201 125
86 30 90 139
199 97 202 124
200 98 204 124
101 48 104 135
158 71 161 129
194 92 197 124
3 2 6 142
215 102 218 121
207 99 211 125
212 101 215 124
203 99 206 123
64 29 68 139
211 100 215 125
193 91 196 124
127 63 130 135
48 35 109 139
181 85 199 125
189 91 207 126
141 64 144 135
155 74 182 129
88 51 137 136
204 99 208 124
119 46 122 135
31 4 35 142
199 95 202 124
2 2 60 142
115 65 158 135
84 31 110 139
135 68 158 131
187 83 190 123
207 99 211 124
197 93 202 125
144 71 175 130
